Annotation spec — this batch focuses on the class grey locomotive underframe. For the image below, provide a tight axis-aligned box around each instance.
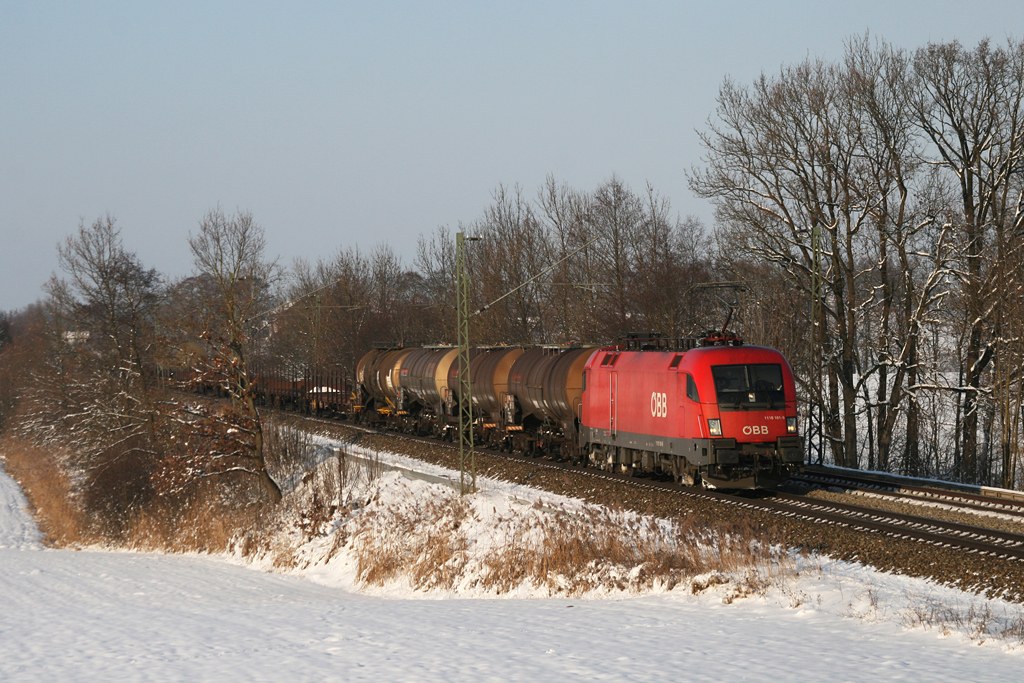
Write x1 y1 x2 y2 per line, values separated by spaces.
580 426 803 485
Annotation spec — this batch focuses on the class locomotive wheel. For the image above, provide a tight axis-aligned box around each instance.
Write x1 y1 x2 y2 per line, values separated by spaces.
671 458 696 486
560 441 575 462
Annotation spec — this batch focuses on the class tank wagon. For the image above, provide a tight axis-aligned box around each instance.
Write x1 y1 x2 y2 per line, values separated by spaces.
353 332 803 489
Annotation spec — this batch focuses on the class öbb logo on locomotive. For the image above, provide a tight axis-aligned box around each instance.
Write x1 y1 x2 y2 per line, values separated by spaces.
295 331 805 490
650 391 668 418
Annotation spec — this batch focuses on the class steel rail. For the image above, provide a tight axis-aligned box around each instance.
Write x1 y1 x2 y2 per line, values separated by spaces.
791 470 1024 518
761 491 1024 559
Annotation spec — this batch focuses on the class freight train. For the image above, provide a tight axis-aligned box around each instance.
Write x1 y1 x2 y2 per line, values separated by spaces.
345 332 804 489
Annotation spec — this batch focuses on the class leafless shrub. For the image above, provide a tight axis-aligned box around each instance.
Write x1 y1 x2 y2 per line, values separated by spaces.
293 464 340 542
77 432 157 541
898 592 1024 647
334 446 351 503
362 448 385 482
282 442 396 545
263 421 321 482
2 427 281 555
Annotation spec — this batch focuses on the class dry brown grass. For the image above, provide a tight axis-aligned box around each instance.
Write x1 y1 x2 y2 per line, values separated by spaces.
352 493 473 590
4 417 791 601
347 482 792 597
123 483 277 557
0 412 317 559
1 433 281 556
0 435 91 546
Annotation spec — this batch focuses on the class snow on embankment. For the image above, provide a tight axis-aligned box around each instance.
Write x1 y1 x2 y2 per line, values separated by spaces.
264 433 774 599
0 455 42 550
268 433 1024 650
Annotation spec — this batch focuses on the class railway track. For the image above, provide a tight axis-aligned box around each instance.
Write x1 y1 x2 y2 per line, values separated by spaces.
297 414 1024 564
790 469 1024 520
755 491 1024 561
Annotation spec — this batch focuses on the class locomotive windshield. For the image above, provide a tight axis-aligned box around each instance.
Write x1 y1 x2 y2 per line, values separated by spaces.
711 364 785 410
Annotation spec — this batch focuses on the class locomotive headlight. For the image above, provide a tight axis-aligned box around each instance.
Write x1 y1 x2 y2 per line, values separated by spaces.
708 419 722 437
787 417 797 434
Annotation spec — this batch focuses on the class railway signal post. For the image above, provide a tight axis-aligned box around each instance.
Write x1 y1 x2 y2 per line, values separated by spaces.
456 232 479 494
455 232 600 494
808 222 824 466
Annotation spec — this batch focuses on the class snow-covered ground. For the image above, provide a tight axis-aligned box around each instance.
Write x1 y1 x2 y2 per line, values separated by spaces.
2 448 1023 682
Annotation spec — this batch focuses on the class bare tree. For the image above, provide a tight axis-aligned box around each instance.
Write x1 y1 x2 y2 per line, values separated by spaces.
275 247 374 373
991 196 1024 487
472 185 553 343
166 208 282 502
912 38 1024 483
538 176 600 342
50 215 161 389
690 56 875 467
589 176 646 340
15 217 163 535
0 311 12 431
0 307 49 435
690 39 966 473
415 225 458 341
627 187 714 337
843 36 958 475
687 34 1024 485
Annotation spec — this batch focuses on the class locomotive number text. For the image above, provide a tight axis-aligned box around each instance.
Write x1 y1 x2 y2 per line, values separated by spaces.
650 392 668 418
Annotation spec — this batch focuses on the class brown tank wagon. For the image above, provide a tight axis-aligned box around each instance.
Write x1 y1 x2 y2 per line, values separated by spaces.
361 346 414 408
353 343 596 452
441 347 525 419
398 346 459 411
508 346 595 425
354 348 382 391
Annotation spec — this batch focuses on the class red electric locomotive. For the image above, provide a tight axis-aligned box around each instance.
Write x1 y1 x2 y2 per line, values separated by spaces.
580 333 803 488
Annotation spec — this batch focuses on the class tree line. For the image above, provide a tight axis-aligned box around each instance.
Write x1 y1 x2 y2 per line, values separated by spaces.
1 36 1022 540
691 35 1024 487
0 178 720 535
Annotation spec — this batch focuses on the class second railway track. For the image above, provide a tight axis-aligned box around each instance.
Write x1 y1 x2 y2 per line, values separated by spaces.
790 469 1024 519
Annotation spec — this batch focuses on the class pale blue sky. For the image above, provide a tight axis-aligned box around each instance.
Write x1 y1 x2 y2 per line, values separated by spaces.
1 1 1020 311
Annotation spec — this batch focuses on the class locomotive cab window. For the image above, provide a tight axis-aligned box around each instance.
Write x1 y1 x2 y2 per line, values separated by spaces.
711 364 784 411
685 373 700 402
601 353 614 366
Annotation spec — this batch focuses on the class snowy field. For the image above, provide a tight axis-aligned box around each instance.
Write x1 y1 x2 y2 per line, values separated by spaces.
2 450 1024 682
